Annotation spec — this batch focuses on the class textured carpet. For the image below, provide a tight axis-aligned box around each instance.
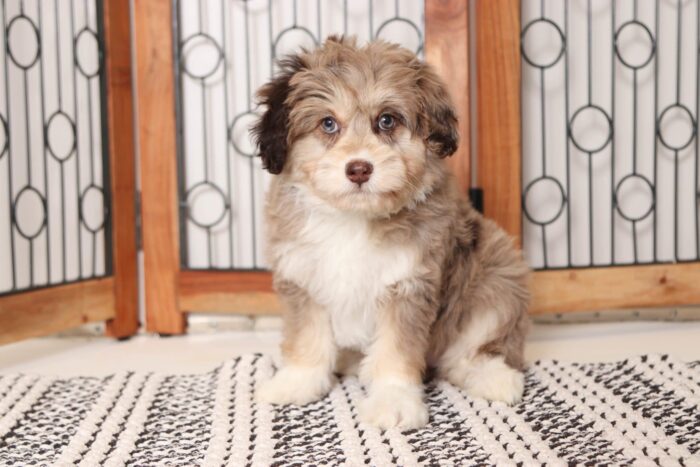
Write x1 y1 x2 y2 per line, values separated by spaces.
0 354 698 466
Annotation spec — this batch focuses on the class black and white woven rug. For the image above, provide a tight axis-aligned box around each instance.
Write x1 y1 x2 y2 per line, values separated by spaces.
0 354 698 466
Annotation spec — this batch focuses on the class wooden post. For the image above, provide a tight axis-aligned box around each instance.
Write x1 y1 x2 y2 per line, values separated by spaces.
476 0 522 243
134 0 186 334
103 0 139 338
425 0 471 192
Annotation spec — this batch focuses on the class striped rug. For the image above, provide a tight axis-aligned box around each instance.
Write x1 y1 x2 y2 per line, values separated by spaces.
0 354 698 466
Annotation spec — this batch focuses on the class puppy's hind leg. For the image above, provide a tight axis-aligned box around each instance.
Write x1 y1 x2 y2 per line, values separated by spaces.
438 303 529 405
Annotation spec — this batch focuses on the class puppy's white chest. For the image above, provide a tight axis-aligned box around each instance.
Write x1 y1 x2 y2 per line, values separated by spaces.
276 212 418 349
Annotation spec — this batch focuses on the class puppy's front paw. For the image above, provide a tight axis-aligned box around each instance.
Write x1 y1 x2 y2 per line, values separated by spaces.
358 382 428 430
256 366 334 406
464 357 524 405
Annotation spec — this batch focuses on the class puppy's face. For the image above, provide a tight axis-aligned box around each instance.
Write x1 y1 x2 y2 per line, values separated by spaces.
253 37 458 216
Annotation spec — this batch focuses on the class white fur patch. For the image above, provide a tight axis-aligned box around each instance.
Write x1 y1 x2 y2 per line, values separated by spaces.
460 355 524 405
275 192 419 350
358 381 428 430
256 365 335 406
437 308 503 372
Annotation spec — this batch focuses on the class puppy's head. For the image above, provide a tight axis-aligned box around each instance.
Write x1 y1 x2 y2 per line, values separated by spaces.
252 36 458 215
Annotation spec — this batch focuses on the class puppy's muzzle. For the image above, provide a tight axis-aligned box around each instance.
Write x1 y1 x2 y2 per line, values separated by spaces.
345 160 373 186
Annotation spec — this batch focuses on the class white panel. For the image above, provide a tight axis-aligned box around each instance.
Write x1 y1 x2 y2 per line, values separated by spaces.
177 0 424 270
0 0 108 294
522 0 700 269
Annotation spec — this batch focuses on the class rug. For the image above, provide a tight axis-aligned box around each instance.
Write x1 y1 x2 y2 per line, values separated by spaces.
0 354 698 466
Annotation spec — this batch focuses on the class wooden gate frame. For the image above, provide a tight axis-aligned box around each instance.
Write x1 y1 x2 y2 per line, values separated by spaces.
134 0 470 334
136 0 699 335
477 0 700 314
0 1 139 344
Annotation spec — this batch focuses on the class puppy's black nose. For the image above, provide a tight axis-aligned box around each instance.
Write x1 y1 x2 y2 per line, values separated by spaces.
345 160 373 186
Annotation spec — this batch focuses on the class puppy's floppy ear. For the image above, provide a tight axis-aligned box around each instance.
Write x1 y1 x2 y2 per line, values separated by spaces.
417 63 459 158
252 55 306 174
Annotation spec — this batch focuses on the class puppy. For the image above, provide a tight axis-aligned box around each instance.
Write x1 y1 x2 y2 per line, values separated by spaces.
253 36 529 430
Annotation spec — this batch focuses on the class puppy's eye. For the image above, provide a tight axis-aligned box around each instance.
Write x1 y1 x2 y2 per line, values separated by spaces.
321 117 339 134
377 114 396 131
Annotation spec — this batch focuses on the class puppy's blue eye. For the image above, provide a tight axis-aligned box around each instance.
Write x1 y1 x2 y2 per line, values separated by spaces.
321 117 339 134
378 114 396 131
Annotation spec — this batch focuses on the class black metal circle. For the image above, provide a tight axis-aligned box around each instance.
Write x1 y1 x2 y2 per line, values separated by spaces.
272 26 318 59
0 114 8 160
74 28 101 78
45 111 77 162
568 105 613 154
374 17 423 54
522 176 567 226
180 33 224 80
229 111 259 157
614 173 655 222
521 18 566 69
185 181 230 229
80 184 107 233
657 104 697 151
614 20 656 70
7 15 41 70
13 186 47 240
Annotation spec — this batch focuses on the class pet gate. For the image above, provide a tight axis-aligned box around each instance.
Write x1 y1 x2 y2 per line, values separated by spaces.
0 0 138 343
482 0 700 313
0 0 698 343
134 0 471 334
136 0 700 335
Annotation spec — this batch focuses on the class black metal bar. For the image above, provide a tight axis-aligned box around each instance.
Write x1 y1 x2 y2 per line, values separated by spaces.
697 0 700 259
539 67 546 178
221 0 234 268
38 0 51 284
173 0 189 268
468 187 483 214
540 66 548 268
610 0 615 265
587 0 592 106
97 0 113 277
675 0 682 261
2 0 16 290
69 0 84 279
244 0 257 268
86 0 97 277
676 0 682 106
587 0 594 266
565 0 572 267
653 0 660 262
675 150 680 261
22 30 34 285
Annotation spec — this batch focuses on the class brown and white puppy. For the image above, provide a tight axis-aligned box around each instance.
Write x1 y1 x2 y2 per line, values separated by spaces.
253 36 529 430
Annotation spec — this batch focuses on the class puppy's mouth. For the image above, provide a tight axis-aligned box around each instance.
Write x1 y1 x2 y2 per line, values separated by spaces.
341 183 402 205
345 183 381 197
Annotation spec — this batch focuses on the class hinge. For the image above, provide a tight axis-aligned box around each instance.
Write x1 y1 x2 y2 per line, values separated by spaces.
135 190 142 251
469 187 484 214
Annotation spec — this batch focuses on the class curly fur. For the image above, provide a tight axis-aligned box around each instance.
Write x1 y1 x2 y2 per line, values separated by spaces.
253 36 530 430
